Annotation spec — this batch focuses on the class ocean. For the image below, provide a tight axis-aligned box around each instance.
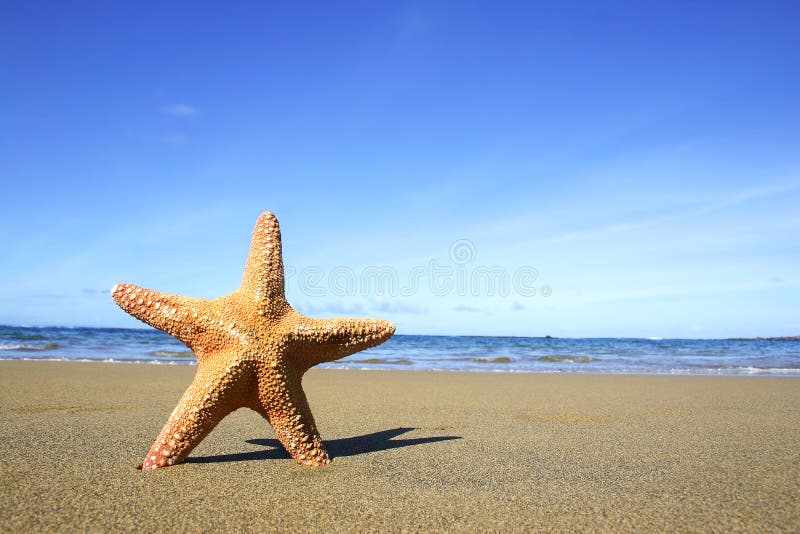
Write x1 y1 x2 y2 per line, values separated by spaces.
1 325 798 376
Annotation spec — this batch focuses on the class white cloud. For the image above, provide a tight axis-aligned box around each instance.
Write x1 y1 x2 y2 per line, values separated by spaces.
299 300 366 315
371 299 428 314
161 104 199 117
299 299 428 315
453 304 489 314
527 181 800 247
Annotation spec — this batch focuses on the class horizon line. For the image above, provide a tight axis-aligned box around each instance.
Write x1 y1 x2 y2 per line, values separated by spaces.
1 324 797 342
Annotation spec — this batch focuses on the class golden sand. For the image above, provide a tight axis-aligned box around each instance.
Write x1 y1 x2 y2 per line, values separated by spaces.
1 361 798 531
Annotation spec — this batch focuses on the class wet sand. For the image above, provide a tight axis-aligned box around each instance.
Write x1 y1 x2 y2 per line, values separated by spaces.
1 361 798 531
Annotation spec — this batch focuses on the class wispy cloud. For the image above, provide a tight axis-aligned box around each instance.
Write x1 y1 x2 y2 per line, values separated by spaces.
299 301 366 315
529 181 800 247
161 104 199 117
125 129 187 145
82 288 109 295
371 299 428 314
453 304 489 314
577 278 800 304
299 299 428 315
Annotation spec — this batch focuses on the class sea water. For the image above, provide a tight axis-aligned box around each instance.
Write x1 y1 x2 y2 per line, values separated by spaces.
1 325 798 376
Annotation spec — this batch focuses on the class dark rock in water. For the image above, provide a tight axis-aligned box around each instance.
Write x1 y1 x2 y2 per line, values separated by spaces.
472 357 513 364
537 355 592 363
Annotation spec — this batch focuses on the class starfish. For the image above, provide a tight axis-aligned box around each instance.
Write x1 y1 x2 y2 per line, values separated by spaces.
111 212 395 469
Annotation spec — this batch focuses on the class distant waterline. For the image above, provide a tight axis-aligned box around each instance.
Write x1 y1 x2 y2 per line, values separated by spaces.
1 325 798 376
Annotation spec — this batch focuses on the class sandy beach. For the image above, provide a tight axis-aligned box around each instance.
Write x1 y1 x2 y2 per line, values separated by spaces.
1 361 798 531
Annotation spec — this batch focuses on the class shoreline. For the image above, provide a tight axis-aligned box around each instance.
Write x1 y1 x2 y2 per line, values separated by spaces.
2 356 799 377
2 360 799 531
4 326 799 376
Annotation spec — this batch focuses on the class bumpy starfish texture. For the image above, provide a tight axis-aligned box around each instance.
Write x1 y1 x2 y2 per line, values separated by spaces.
111 212 395 469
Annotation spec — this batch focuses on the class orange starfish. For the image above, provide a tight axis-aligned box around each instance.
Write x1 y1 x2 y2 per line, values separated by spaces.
111 212 395 469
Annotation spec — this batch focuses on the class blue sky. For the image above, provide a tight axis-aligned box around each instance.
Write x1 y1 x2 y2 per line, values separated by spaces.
1 1 798 338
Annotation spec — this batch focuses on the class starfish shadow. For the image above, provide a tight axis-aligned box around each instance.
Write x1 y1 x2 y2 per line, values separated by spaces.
184 427 460 464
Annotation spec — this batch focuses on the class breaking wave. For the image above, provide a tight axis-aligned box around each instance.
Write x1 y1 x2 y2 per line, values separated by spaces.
148 350 194 358
0 343 60 351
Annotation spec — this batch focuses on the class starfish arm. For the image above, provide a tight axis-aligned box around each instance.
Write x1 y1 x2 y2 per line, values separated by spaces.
141 358 254 470
255 364 330 466
295 316 396 366
239 212 287 315
111 283 211 349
